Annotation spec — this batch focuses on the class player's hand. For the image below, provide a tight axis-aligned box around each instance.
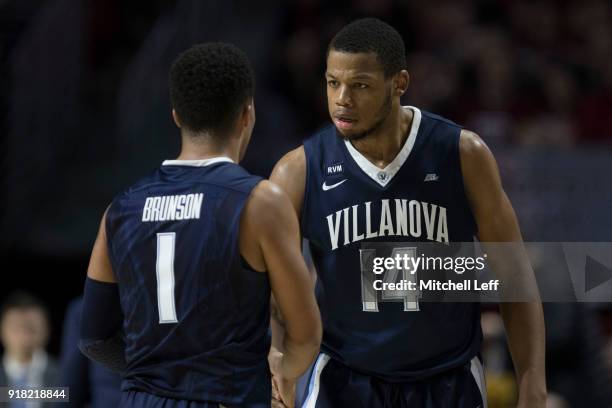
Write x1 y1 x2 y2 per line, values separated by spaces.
271 395 288 408
271 378 288 408
269 347 297 408
516 382 547 408
272 375 296 408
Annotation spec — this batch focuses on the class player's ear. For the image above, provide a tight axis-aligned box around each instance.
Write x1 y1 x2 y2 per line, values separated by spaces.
393 70 409 97
241 99 255 128
171 109 182 128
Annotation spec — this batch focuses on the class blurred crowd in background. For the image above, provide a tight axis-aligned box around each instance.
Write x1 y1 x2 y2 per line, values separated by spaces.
1 0 612 407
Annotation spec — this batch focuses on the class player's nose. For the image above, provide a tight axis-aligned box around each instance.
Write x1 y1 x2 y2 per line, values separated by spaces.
335 85 353 107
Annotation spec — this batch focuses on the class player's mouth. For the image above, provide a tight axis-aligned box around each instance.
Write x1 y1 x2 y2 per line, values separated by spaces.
333 116 357 130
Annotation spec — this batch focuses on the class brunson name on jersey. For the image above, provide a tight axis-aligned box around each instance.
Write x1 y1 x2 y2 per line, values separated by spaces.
142 193 203 222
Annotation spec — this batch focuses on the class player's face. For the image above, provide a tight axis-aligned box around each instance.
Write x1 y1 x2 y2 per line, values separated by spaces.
326 50 394 141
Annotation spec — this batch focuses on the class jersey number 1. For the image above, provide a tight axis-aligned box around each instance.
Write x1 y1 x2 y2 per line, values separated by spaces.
156 232 178 324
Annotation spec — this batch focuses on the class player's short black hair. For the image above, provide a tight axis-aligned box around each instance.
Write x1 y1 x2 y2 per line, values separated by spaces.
328 18 406 77
169 42 255 136
0 291 49 322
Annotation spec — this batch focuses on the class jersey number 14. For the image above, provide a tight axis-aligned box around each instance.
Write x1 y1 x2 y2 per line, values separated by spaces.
360 247 420 312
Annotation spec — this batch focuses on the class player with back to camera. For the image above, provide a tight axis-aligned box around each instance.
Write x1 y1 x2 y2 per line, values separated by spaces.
270 18 546 408
78 43 321 408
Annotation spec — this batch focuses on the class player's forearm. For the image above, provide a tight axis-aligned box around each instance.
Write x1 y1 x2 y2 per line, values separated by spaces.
499 302 547 405
477 214 546 403
80 277 126 374
270 298 286 350
281 332 321 379
269 280 321 378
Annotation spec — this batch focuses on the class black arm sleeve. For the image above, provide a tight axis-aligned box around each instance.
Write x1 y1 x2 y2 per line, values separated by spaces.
79 332 126 375
79 277 126 374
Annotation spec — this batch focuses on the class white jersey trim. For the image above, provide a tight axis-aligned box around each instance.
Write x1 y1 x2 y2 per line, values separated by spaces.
470 356 488 408
162 157 234 167
302 353 331 408
343 106 422 187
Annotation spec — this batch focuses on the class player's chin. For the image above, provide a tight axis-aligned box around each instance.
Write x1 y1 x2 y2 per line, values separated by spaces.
334 126 364 141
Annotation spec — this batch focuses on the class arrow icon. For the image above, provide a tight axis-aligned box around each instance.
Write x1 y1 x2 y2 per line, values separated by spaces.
563 243 612 302
585 255 612 292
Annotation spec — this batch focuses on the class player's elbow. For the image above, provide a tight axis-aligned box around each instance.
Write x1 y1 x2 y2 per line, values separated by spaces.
270 299 286 327
303 316 323 350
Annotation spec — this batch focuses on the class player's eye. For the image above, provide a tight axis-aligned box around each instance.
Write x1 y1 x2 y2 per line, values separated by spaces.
327 80 339 88
354 83 368 89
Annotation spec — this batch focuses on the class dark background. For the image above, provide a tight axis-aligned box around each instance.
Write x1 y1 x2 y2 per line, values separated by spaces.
1 0 611 405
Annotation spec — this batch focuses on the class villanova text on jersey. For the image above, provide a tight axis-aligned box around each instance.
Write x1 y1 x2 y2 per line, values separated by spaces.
105 158 271 405
301 106 483 381
325 198 449 250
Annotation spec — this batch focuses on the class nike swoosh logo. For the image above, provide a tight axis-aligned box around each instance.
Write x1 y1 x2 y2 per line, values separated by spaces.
322 179 347 191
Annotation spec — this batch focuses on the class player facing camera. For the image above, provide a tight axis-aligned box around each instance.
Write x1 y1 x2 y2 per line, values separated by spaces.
271 18 546 408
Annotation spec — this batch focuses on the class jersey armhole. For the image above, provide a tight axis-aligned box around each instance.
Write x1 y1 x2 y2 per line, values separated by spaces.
104 199 119 274
239 255 267 277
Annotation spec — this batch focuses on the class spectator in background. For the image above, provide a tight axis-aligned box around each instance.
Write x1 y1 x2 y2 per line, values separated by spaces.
0 291 59 407
59 296 121 408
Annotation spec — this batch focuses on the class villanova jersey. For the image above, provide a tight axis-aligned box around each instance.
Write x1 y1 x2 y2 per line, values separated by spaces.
105 158 270 405
302 106 482 381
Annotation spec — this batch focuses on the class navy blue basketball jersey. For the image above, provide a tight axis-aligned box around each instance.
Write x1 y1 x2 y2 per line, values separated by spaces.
105 158 271 406
301 106 482 381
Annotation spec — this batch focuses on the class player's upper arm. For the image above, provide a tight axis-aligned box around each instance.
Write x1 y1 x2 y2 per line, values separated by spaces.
459 130 522 242
270 146 306 218
244 180 321 346
87 209 116 283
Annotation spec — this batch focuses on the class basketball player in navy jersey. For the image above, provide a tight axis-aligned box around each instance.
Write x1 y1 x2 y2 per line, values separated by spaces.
270 19 546 407
79 43 321 408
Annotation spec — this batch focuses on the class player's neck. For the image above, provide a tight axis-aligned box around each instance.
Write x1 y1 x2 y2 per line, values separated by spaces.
350 105 412 168
175 132 241 162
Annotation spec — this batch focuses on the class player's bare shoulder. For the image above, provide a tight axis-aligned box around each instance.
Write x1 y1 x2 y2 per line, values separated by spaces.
459 129 499 177
270 146 306 215
459 128 507 217
271 146 306 182
245 180 289 220
459 129 489 158
239 180 296 271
